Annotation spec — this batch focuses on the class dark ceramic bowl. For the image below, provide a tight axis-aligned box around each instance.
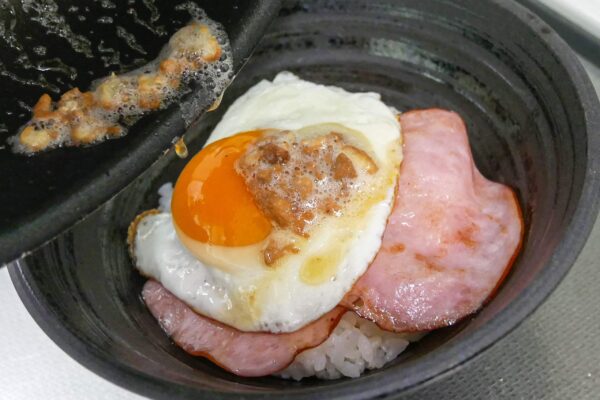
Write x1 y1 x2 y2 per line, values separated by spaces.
9 0 600 399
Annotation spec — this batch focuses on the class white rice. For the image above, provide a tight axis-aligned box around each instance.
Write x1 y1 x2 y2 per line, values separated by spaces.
279 312 421 380
154 182 421 380
157 182 173 212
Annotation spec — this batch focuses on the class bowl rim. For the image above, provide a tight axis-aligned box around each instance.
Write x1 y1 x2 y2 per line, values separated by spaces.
8 0 600 398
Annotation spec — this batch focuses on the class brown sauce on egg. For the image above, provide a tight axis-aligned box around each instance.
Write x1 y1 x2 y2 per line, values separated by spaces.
263 240 300 266
236 130 379 239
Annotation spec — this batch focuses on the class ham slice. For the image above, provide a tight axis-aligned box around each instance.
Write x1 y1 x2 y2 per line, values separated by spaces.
341 109 523 332
142 280 345 377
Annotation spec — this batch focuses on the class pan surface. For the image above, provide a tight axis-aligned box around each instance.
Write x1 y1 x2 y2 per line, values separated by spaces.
9 0 600 399
0 0 280 264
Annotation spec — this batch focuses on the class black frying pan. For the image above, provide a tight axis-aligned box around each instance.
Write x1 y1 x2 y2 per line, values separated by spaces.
0 0 281 264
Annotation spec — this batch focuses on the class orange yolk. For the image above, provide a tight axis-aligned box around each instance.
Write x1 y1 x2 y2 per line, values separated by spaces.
171 130 272 246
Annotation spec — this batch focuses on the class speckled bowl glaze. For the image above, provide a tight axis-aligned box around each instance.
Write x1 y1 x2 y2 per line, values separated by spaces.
9 0 600 399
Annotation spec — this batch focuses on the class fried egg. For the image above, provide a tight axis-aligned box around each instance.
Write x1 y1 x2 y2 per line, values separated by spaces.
132 72 401 333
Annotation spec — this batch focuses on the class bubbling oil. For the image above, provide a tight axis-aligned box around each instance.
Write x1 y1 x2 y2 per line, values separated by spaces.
9 11 233 155
21 0 94 58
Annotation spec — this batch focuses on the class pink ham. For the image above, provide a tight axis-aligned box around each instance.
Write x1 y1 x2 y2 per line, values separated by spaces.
142 280 345 377
342 109 523 332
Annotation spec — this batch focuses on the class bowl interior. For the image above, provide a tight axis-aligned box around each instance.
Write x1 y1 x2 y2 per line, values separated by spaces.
9 0 600 399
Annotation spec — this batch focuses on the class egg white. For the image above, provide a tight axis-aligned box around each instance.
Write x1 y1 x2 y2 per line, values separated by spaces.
133 72 401 333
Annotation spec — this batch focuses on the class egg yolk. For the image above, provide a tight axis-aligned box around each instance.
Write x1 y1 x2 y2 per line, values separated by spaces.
172 130 272 246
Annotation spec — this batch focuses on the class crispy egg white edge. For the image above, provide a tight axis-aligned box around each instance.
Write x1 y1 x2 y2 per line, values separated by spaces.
134 72 402 333
134 186 396 333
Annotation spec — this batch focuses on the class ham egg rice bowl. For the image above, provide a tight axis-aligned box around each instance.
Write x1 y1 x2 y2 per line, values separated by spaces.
129 72 523 379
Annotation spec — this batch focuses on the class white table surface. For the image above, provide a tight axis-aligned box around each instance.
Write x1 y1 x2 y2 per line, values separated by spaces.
534 0 600 39
2 4 600 400
0 266 145 400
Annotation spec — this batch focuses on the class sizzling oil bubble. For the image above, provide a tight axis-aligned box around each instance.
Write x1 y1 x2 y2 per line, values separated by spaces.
116 26 148 55
33 46 47 56
36 58 78 80
174 2 207 20
98 40 122 68
127 8 167 36
97 16 114 25
100 0 116 9
142 0 162 23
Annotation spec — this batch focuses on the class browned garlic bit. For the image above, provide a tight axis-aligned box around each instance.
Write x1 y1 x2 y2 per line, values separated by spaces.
168 23 222 65
10 20 230 154
263 240 300 266
95 74 139 113
236 129 380 265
